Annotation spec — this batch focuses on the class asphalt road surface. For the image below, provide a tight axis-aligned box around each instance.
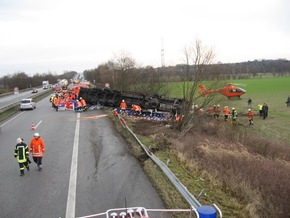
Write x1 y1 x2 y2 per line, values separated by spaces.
0 97 166 217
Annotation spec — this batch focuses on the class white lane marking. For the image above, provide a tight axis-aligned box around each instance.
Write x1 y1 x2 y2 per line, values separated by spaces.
35 120 42 128
0 111 25 128
65 112 80 218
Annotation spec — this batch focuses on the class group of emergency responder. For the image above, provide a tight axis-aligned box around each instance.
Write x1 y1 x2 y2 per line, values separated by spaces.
50 92 87 112
119 99 142 116
204 102 269 126
119 97 271 127
119 99 257 126
205 105 256 126
204 105 245 126
14 132 46 176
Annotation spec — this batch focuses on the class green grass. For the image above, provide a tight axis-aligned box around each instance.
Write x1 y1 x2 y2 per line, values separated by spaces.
0 106 20 122
234 77 290 94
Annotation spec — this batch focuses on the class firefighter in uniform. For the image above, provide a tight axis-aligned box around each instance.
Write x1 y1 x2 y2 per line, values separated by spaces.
14 138 30 176
231 107 238 126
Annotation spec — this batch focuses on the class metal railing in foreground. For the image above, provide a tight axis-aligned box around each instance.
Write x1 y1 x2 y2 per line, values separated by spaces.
79 205 222 218
78 206 199 218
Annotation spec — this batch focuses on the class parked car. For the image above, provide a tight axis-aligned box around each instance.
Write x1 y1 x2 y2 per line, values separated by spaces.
31 88 38 93
20 98 36 110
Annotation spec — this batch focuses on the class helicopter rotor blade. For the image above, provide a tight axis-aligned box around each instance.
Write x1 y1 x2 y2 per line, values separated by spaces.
232 83 247 87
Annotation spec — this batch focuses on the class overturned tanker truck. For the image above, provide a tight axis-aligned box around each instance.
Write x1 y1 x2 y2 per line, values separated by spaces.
79 87 183 114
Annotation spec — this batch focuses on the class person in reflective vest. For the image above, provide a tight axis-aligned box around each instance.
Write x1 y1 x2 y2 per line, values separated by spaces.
30 132 45 171
223 106 230 121
53 95 59 112
76 100 83 111
50 94 55 108
132 104 142 115
213 104 221 119
206 105 213 116
79 97 87 111
14 138 30 176
258 104 263 117
120 100 127 113
74 86 80 99
247 108 254 125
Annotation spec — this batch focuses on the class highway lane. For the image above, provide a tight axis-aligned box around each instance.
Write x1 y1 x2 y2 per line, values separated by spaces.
0 96 166 217
0 88 49 109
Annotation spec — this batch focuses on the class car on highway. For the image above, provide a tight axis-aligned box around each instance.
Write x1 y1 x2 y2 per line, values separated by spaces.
31 88 38 93
20 98 36 110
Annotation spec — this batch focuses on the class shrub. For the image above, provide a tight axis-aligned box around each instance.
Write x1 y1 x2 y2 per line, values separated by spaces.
171 118 290 217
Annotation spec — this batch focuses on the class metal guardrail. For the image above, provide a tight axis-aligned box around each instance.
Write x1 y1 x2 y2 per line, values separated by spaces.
0 101 20 113
0 91 14 97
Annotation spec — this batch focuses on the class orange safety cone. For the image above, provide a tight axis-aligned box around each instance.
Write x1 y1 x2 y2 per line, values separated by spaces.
31 123 36 130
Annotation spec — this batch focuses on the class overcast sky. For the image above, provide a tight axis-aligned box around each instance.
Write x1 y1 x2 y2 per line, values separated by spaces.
0 0 289 76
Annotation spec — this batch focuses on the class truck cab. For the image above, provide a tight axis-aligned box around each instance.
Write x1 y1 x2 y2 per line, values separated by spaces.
42 80 49 89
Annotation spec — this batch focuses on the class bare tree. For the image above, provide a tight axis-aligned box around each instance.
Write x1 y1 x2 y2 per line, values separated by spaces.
175 39 218 135
110 51 136 91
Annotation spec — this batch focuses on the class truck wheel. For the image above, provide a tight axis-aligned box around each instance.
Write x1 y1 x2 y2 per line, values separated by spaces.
149 98 159 108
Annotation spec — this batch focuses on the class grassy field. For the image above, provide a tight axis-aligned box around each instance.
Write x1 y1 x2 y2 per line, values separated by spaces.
166 77 290 143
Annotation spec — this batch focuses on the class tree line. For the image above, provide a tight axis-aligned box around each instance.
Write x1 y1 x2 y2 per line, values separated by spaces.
84 58 290 89
1 54 289 96
0 71 77 94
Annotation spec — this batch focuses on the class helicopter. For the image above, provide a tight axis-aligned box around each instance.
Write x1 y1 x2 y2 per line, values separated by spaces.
198 83 246 99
